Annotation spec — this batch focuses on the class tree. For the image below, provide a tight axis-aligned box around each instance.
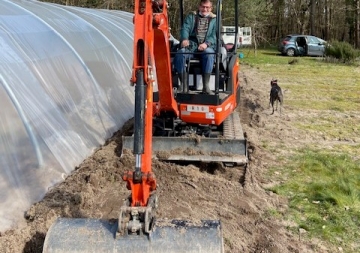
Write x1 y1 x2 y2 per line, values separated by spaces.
41 0 360 48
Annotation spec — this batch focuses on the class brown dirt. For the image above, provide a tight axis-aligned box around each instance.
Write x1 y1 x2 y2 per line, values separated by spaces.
0 65 335 253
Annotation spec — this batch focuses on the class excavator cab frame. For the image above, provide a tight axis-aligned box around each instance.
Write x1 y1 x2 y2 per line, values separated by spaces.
174 0 240 98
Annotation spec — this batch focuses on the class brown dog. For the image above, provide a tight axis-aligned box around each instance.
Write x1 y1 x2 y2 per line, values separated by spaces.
269 79 283 115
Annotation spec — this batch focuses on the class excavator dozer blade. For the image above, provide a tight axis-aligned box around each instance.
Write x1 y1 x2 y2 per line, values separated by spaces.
43 218 224 253
122 136 248 165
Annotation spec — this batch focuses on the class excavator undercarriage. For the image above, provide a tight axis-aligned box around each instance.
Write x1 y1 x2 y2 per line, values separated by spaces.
122 112 247 166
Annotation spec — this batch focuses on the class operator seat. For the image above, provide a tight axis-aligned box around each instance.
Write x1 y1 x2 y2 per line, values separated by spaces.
185 45 229 92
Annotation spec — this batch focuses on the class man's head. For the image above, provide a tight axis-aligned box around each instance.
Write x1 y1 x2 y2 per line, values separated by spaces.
198 0 212 17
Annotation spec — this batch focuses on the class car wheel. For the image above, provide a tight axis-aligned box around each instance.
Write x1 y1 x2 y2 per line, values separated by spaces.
286 48 295 57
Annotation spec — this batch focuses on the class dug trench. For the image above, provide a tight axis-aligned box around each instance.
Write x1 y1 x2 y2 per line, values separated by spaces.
0 65 327 253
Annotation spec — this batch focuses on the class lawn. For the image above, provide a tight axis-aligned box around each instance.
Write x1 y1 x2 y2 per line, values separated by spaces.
240 48 360 252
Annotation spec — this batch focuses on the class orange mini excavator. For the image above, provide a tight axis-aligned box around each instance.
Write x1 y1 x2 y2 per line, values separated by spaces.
43 0 246 252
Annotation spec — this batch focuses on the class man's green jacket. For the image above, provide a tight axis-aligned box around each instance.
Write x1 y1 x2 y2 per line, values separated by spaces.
180 11 217 52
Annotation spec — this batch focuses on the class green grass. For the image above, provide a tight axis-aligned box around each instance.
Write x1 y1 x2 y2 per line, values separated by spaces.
295 113 360 141
240 48 360 111
268 149 360 252
241 48 360 151
241 48 360 252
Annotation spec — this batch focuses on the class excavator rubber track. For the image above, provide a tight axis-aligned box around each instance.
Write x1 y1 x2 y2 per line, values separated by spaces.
43 218 224 253
122 112 248 165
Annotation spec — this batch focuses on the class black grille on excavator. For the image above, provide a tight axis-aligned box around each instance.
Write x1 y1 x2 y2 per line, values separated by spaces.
153 91 231 106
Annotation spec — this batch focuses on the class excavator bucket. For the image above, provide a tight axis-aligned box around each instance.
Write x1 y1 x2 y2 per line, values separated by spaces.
122 135 248 165
43 218 224 253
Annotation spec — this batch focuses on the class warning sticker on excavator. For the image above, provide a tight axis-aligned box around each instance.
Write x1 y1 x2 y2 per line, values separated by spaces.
187 105 209 112
206 112 215 119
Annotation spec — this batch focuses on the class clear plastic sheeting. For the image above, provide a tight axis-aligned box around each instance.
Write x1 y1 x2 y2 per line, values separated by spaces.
0 0 134 232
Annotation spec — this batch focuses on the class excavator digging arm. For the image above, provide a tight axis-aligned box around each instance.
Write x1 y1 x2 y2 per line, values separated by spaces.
120 0 177 235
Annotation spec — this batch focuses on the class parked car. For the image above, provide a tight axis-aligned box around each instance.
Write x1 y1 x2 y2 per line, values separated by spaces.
278 34 327 57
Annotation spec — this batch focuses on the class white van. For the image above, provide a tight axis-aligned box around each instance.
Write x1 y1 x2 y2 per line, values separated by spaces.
222 26 252 48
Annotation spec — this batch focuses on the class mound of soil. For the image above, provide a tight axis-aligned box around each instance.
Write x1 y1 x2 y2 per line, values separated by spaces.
0 65 331 253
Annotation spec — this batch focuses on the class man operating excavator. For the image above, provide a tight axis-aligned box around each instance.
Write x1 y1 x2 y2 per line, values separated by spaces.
173 0 216 94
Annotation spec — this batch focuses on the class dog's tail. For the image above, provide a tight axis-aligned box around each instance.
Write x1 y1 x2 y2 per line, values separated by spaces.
278 89 284 105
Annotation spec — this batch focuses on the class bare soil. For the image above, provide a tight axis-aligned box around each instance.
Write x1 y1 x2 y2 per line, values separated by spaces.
0 65 335 253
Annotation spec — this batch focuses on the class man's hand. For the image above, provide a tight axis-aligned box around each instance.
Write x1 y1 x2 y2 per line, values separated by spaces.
181 40 190 48
198 42 208 51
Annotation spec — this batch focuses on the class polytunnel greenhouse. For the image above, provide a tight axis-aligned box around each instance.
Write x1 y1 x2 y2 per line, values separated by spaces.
0 0 134 232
